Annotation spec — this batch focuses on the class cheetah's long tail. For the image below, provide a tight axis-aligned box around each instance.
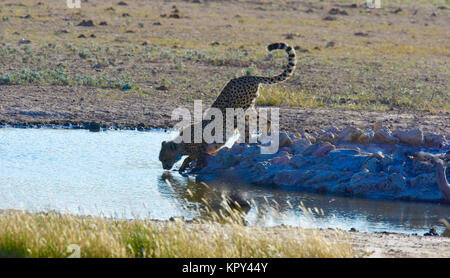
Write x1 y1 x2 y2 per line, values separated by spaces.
257 42 296 84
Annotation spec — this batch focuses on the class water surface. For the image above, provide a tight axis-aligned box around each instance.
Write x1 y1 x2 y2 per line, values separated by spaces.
0 127 449 234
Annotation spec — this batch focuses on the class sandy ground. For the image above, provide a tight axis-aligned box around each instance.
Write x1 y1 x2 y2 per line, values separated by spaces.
346 230 450 258
1 84 449 135
163 219 450 258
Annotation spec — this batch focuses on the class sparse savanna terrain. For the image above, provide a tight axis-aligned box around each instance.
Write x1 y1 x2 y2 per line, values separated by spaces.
0 0 449 258
0 0 448 132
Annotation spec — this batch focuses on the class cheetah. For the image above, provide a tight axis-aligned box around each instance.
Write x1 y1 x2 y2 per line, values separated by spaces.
159 42 297 171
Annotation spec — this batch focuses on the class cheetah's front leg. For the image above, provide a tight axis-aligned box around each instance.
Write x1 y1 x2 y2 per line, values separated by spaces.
179 156 194 172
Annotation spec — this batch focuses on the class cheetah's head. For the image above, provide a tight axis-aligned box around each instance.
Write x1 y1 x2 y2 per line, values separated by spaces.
159 140 183 170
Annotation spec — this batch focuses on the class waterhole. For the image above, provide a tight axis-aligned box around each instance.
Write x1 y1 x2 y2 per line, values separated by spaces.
0 127 448 234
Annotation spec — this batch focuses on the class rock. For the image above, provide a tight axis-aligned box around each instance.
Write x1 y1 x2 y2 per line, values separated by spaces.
392 129 423 146
305 170 340 185
251 161 270 175
329 148 360 158
304 132 316 143
273 169 313 186
88 121 100 132
328 8 348 15
409 173 436 188
303 142 332 156
410 159 435 175
360 157 379 172
156 85 168 91
279 146 293 154
358 130 374 144
316 129 337 143
325 41 335 48
348 170 381 195
192 125 448 203
227 192 250 210
271 154 291 165
377 173 406 192
55 29 69 34
380 154 394 168
18 38 31 44
354 32 369 37
230 144 245 153
290 155 310 169
323 16 337 21
423 228 439 236
279 132 293 147
216 151 240 168
273 169 302 186
373 129 400 144
169 216 184 222
373 121 383 131
337 126 363 143
121 84 132 90
330 151 367 171
237 157 254 169
77 20 95 27
335 144 361 153
324 126 340 134
291 138 311 154
424 131 446 149
312 143 336 157
241 145 260 157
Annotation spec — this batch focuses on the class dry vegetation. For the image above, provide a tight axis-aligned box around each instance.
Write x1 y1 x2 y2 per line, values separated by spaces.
0 0 448 112
0 209 353 258
0 181 353 258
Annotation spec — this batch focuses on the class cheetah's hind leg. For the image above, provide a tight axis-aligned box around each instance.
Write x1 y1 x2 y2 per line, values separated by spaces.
243 110 271 144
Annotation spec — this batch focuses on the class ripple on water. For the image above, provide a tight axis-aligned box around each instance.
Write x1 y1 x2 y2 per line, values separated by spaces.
0 127 449 235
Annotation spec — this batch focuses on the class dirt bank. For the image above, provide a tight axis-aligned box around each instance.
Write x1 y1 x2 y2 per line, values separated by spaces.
1 84 449 135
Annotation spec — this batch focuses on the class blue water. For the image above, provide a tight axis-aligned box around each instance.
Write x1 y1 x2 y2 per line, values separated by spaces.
0 127 449 235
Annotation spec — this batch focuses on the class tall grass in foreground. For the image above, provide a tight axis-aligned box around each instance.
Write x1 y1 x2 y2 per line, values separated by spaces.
0 206 353 258
0 180 353 258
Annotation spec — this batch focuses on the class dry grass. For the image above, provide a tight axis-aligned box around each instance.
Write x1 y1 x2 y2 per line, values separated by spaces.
0 209 353 258
0 179 353 258
0 0 448 112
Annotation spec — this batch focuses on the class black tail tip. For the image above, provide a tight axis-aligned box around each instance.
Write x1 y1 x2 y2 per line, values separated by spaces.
268 42 286 51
